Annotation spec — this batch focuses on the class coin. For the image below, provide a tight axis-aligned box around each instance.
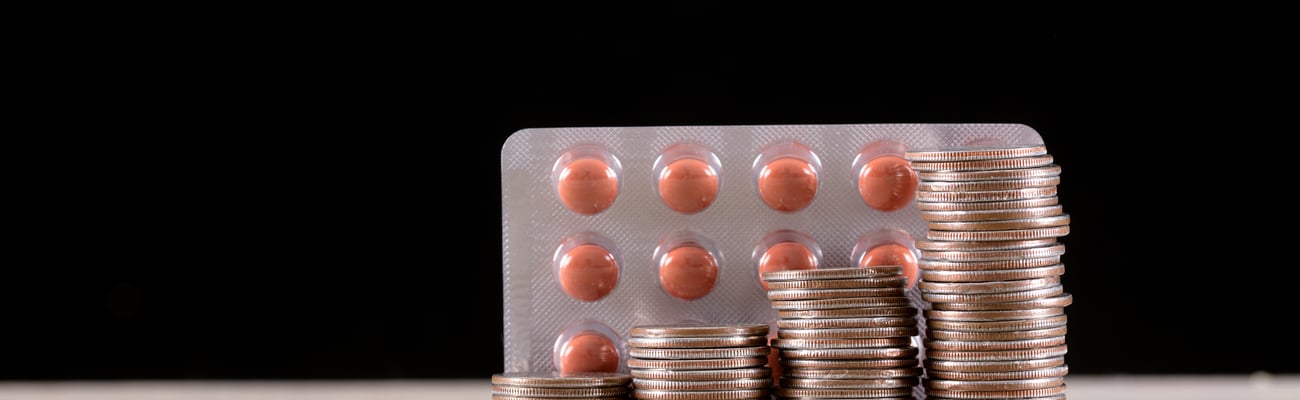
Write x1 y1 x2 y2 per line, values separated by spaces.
777 316 917 330
926 226 1069 242
628 346 771 360
920 285 1064 304
920 205 1065 223
925 344 1068 361
925 365 1068 381
925 376 1065 391
918 256 1062 271
778 326 919 339
629 324 770 338
781 358 920 369
631 388 771 400
921 244 1066 262
916 186 1058 203
930 293 1073 311
491 385 630 397
773 387 914 398
918 279 1062 295
923 336 1067 351
908 155 1055 172
926 326 1068 341
927 315 1068 332
766 276 908 290
918 176 1061 192
777 306 918 319
769 296 914 311
915 197 1059 212
770 337 914 349
914 238 1058 251
916 164 1061 182
927 214 1070 231
492 397 630 400
626 356 769 370
904 145 1048 162
924 384 1066 399
779 347 919 360
780 377 920 389
628 335 768 349
924 357 1066 373
782 367 923 379
631 378 773 391
491 371 633 387
920 306 1060 322
629 367 772 381
920 264 1065 283
763 266 902 282
767 287 907 301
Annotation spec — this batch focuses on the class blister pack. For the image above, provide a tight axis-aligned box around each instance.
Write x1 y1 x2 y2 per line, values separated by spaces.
499 123 1048 376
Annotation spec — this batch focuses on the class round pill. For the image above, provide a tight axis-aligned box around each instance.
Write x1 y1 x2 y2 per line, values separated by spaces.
556 158 619 215
860 243 919 288
657 158 719 214
557 330 620 374
757 241 817 291
757 157 818 212
858 155 918 212
658 245 719 300
557 243 619 302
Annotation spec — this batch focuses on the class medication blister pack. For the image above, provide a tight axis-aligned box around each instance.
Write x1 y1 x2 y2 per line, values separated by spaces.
499 123 1046 375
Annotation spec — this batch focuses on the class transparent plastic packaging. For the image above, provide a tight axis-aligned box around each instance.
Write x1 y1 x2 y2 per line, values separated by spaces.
501 123 1045 374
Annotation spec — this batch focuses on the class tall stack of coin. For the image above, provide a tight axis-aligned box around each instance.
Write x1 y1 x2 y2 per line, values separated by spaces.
491 371 633 399
904 144 1072 400
625 323 774 400
763 266 923 400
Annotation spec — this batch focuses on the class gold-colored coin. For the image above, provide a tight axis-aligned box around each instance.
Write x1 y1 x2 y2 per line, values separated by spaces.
918 176 1060 192
916 186 1057 203
915 197 1059 212
918 278 1062 295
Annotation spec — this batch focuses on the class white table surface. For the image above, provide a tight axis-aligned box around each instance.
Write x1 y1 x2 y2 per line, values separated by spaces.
0 374 1297 399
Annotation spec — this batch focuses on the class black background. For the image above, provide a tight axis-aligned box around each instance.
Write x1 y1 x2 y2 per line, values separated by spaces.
15 1 1298 380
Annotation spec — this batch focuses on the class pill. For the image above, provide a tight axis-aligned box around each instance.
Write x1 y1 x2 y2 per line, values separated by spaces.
556 158 619 215
757 157 818 212
659 245 719 300
756 241 817 291
857 155 918 212
557 243 619 302
860 243 919 288
657 158 719 214
557 330 620 373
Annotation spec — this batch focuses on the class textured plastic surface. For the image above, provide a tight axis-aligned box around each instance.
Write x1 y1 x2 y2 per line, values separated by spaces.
501 123 1045 374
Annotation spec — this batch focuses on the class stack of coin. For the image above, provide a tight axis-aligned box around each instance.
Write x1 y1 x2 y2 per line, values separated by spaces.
904 144 1072 400
763 266 923 400
625 323 774 400
491 371 633 399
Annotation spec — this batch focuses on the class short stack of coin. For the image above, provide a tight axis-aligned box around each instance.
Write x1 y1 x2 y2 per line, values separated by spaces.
904 144 1072 400
491 371 633 399
625 323 774 400
763 266 923 400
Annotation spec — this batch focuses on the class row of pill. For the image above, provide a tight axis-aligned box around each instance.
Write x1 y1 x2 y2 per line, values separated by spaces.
553 141 919 215
554 228 921 302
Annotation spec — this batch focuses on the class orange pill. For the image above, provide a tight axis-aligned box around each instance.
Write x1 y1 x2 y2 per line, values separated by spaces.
860 243 919 288
557 244 619 302
757 157 818 212
858 155 918 212
558 331 620 373
659 245 719 300
756 241 817 290
657 158 720 214
557 158 619 215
